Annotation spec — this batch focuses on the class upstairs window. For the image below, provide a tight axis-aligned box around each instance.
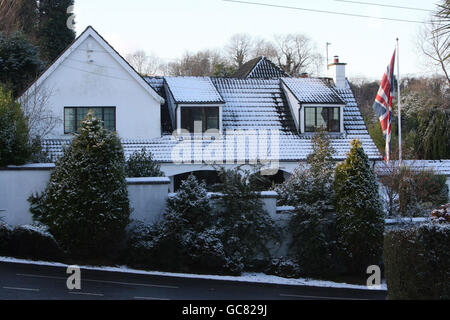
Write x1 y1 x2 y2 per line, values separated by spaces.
64 107 116 134
181 107 219 133
304 107 340 133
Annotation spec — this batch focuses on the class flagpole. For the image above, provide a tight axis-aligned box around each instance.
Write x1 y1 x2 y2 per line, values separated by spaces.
396 38 402 164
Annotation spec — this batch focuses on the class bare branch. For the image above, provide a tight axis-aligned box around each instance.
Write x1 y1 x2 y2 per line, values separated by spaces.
19 85 61 139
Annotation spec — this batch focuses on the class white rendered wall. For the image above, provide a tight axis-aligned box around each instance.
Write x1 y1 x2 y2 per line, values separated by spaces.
0 165 54 226
22 35 161 140
0 167 170 227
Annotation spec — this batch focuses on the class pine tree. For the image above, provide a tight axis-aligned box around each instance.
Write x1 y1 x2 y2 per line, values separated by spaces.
284 132 339 276
38 0 75 63
0 32 43 96
216 168 279 272
30 112 130 259
128 175 231 273
334 139 384 274
0 87 31 166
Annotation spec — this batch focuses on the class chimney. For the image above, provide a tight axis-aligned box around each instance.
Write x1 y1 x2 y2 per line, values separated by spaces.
327 55 347 89
300 72 309 78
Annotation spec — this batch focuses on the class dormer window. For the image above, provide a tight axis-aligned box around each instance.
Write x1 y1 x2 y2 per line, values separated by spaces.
304 106 340 132
181 106 219 133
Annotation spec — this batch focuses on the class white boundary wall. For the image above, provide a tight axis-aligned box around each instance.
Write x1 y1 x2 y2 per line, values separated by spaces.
0 165 170 227
0 165 283 228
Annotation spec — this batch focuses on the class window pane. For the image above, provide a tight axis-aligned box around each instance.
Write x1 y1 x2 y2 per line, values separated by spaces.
192 108 203 133
330 108 340 132
181 108 192 132
206 107 219 131
317 107 328 130
76 108 89 130
64 108 76 133
305 107 315 132
103 108 115 131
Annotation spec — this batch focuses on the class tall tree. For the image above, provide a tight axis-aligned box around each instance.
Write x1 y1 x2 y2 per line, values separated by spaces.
0 87 31 166
273 33 323 76
226 33 253 68
126 50 162 76
38 0 76 63
434 0 450 44
30 112 130 259
418 1 450 83
167 50 228 76
334 140 384 274
0 31 43 96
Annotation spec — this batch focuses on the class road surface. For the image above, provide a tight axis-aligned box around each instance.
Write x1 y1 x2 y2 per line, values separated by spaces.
0 261 386 300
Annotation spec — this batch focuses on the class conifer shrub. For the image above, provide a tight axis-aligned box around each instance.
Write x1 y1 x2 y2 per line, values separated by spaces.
0 222 12 256
384 223 450 299
215 167 279 273
127 175 231 274
9 224 65 261
125 147 163 177
334 139 384 274
279 132 341 276
0 87 31 166
29 112 130 260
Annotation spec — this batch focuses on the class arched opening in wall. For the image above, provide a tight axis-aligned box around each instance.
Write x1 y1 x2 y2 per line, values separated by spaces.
173 170 220 191
249 169 286 191
173 169 289 192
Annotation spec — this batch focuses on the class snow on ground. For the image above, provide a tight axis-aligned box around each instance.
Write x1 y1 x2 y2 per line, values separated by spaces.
0 256 386 291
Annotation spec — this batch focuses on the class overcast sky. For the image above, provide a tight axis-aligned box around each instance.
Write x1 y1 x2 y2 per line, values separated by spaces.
73 0 439 80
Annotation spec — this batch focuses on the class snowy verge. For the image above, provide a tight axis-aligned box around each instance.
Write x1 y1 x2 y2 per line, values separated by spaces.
0 256 386 291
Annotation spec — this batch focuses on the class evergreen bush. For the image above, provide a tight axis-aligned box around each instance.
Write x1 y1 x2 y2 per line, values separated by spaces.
125 147 163 177
9 224 65 261
384 223 450 299
0 87 31 166
334 139 385 274
279 132 341 276
215 167 279 273
127 175 231 274
29 112 130 260
0 222 12 256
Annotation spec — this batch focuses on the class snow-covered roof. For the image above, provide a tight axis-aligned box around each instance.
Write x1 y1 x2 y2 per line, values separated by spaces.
375 160 450 177
42 77 381 163
282 77 345 104
233 56 290 79
164 76 224 104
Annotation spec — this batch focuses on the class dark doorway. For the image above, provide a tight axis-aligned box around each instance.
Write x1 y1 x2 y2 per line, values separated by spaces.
174 170 220 191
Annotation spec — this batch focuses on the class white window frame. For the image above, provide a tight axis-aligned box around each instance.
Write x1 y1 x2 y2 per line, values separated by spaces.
176 104 223 135
299 104 345 134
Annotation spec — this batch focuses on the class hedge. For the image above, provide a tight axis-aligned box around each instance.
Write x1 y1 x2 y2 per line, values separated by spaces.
1 224 65 261
384 223 450 299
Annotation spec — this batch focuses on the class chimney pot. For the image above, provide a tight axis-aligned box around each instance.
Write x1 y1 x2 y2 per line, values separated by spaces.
327 55 347 89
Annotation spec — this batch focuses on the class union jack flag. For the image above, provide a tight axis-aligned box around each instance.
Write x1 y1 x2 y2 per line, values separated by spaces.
373 50 396 162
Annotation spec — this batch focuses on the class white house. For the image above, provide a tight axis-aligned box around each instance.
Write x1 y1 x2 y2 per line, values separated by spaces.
21 26 381 191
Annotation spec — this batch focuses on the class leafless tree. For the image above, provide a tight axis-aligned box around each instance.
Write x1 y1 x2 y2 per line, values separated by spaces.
126 50 162 76
252 38 278 60
167 50 227 76
0 0 21 32
226 33 253 68
19 85 61 139
434 0 449 41
273 33 323 77
417 11 450 84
